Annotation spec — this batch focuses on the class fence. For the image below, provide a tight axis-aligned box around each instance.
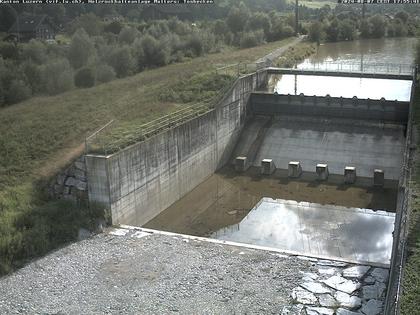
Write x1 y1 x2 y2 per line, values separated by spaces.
297 61 414 76
85 104 212 156
85 70 239 156
215 61 268 77
384 80 416 315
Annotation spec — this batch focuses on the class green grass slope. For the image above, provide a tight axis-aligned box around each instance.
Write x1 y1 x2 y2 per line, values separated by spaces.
0 38 294 275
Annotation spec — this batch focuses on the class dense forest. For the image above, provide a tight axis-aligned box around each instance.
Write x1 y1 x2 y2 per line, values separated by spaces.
0 2 301 107
308 7 418 43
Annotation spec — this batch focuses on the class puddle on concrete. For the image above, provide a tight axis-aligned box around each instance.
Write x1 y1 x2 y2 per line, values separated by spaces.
211 198 395 264
267 74 412 101
143 166 398 238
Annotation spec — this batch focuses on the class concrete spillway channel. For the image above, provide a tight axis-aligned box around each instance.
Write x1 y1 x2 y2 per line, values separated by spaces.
79 68 414 313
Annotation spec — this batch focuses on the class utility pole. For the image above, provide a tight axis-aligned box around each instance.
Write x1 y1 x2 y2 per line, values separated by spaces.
295 0 299 36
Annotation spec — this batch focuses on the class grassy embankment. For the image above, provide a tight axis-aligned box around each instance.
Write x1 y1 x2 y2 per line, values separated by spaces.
400 87 420 314
0 37 312 275
276 43 317 67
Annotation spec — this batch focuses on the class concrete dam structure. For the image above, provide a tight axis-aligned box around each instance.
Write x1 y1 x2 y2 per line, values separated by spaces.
85 68 411 225
84 67 415 314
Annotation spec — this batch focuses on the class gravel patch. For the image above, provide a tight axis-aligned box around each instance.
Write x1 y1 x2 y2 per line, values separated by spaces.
0 228 313 314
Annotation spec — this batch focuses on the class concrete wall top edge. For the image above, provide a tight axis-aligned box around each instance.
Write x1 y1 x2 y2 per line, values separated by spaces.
251 91 410 105
267 67 414 81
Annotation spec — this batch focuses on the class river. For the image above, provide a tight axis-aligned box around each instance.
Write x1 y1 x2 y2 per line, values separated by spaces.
269 37 417 100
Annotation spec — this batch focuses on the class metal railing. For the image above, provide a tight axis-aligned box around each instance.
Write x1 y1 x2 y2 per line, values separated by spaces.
85 103 212 156
85 71 238 156
384 78 416 315
215 62 268 76
297 61 414 76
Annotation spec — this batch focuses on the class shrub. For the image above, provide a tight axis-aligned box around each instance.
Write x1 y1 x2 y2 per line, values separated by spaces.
308 21 324 43
22 40 47 65
247 12 271 37
42 58 74 95
5 80 31 104
227 3 250 33
0 42 19 60
96 64 116 83
369 15 385 38
136 35 170 68
106 46 134 78
240 30 265 48
74 67 95 88
338 19 355 41
21 61 43 93
185 33 204 57
118 26 139 45
282 25 295 38
68 28 95 69
104 21 123 34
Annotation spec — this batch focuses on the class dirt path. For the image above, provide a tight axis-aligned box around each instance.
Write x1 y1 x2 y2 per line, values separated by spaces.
255 35 306 65
34 143 85 179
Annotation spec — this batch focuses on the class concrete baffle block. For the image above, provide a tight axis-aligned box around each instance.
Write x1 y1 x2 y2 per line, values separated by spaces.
316 164 329 181
374 169 385 186
344 166 357 184
288 161 302 178
261 159 276 175
235 156 249 172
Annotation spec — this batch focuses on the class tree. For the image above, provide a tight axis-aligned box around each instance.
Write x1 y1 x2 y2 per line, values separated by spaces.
338 19 355 41
360 19 370 38
42 58 74 95
70 13 102 36
248 12 271 38
393 20 408 37
21 61 43 93
5 80 31 104
240 30 264 48
0 42 19 60
106 46 134 78
395 11 409 24
325 19 339 42
96 64 116 83
133 35 169 69
118 26 139 45
369 15 385 38
227 3 250 34
267 14 285 41
68 29 95 69
213 20 229 37
22 40 47 65
185 33 204 57
104 21 123 34
308 21 324 43
74 67 95 88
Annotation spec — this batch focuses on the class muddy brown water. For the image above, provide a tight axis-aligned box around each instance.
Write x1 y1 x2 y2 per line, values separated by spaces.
144 167 398 237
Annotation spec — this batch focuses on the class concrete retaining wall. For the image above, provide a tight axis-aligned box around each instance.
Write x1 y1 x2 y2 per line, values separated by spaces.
250 92 409 123
86 71 267 226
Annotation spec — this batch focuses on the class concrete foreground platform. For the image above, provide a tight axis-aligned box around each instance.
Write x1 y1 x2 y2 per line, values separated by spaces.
0 227 389 314
212 198 395 265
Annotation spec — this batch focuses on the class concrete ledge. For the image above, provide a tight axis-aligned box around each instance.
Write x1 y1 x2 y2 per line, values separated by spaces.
374 169 385 186
288 161 302 178
344 166 357 184
261 159 276 175
235 156 250 172
316 164 329 181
